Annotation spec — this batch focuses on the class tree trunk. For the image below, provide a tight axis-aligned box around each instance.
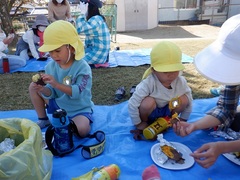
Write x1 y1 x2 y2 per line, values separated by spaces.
0 0 18 47
0 0 14 35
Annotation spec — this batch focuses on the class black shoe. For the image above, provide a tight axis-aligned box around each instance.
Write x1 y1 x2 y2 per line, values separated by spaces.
115 86 126 101
130 85 136 96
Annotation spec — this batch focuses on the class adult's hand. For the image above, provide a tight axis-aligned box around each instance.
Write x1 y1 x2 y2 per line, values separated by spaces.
190 142 221 168
172 121 195 136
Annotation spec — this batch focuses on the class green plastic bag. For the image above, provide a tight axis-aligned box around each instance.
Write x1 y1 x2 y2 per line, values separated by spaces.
0 118 53 180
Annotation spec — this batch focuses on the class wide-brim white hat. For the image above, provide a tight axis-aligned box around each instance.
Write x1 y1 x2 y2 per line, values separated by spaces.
194 14 240 85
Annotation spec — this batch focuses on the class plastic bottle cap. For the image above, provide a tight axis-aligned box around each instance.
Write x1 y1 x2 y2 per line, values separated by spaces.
143 128 155 140
104 164 120 179
92 164 120 180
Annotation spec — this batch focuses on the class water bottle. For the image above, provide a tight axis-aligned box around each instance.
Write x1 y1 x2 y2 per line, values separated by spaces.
2 57 9 73
51 109 74 154
143 117 171 140
92 164 120 180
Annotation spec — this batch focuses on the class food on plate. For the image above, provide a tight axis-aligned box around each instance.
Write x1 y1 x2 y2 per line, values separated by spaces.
157 134 185 164
161 145 185 164
32 73 45 85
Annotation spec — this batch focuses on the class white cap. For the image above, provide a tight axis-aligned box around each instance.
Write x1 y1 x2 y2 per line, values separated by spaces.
194 14 240 85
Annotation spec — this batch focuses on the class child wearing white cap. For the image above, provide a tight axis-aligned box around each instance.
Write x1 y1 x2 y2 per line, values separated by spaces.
15 14 49 61
29 20 94 137
173 14 240 168
128 41 193 135
0 21 26 73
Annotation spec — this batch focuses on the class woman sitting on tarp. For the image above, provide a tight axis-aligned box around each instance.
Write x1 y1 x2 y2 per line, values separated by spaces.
76 0 110 68
15 14 49 61
0 21 26 73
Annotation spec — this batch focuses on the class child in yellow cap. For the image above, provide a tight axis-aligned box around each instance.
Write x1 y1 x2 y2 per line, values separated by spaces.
29 20 94 137
128 41 192 136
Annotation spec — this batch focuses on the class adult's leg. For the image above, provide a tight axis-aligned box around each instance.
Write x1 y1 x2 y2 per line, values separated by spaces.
7 55 26 70
19 49 30 61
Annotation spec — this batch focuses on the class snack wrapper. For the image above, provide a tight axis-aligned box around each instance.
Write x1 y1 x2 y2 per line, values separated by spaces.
154 134 170 164
157 134 172 147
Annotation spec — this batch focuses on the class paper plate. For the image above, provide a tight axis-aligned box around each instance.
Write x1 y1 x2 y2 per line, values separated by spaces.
151 142 195 170
223 153 240 166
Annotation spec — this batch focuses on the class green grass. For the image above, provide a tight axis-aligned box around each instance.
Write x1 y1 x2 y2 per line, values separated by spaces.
0 63 218 111
0 36 219 111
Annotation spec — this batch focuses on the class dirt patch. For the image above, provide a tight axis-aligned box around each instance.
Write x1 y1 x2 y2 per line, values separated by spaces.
111 24 220 57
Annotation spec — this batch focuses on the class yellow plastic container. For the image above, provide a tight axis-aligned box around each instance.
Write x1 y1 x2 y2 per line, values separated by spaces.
143 117 170 140
92 164 120 180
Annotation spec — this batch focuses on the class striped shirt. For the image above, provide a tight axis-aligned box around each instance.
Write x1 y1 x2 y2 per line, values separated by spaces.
76 15 110 64
207 85 240 131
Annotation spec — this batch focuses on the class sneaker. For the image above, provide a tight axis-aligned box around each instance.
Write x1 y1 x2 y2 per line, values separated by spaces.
130 85 136 96
114 86 126 101
37 119 50 129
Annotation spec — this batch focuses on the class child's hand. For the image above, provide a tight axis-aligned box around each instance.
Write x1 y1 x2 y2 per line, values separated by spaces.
31 82 45 91
41 74 57 87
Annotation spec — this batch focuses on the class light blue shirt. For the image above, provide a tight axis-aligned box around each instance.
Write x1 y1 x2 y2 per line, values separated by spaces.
43 59 94 117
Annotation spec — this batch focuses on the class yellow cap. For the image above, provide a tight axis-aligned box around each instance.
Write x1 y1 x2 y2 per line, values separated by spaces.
142 41 184 79
38 20 84 60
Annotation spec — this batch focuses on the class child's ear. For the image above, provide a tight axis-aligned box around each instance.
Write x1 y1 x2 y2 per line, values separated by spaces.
69 45 75 54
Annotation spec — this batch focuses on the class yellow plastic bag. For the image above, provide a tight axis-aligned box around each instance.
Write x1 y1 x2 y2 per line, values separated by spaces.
0 118 53 180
